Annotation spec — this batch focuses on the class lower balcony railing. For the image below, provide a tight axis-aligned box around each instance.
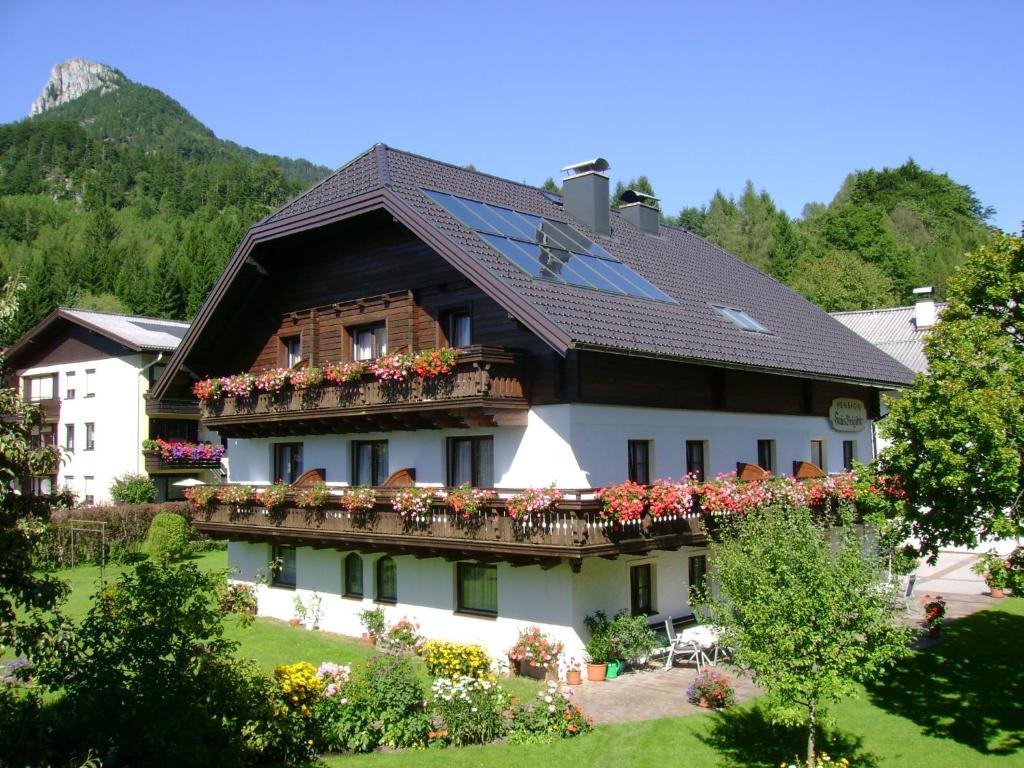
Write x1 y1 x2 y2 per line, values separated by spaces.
192 488 705 565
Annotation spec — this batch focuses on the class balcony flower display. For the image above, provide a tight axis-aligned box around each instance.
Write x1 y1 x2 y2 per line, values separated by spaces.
184 484 218 510
368 352 415 382
596 481 647 522
646 479 695 518
192 377 222 400
253 482 289 509
338 485 376 514
444 484 496 520
323 360 366 384
142 439 225 464
506 485 563 520
254 368 290 394
217 484 253 506
294 481 330 509
289 365 324 390
805 471 857 511
391 486 436 518
221 372 256 398
412 347 458 378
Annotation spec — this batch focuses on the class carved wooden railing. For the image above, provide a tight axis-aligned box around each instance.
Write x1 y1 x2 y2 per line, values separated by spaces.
145 397 201 417
143 451 223 474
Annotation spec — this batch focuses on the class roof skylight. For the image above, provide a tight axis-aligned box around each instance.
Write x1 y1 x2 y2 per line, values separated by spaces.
424 190 675 303
714 305 771 334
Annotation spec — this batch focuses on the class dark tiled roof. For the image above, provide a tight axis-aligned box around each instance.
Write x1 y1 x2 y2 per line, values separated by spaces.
262 145 915 388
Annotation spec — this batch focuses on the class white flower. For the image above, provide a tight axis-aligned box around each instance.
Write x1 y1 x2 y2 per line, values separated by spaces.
548 704 556 713
544 695 552 703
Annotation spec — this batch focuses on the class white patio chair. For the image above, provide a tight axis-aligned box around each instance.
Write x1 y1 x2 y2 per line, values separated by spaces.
663 619 705 672
902 574 917 613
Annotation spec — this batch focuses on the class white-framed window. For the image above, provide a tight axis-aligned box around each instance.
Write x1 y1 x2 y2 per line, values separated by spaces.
64 371 76 399
628 440 651 485
83 476 94 506
24 374 55 401
65 424 75 451
685 440 707 481
84 369 96 398
85 422 95 451
283 336 302 368
352 324 386 361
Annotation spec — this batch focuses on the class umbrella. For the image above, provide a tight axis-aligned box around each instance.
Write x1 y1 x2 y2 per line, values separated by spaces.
172 477 206 488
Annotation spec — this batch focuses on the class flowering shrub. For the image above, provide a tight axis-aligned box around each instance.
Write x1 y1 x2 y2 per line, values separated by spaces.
324 360 366 384
508 680 592 744
218 484 253 506
429 675 510 745
805 471 857 511
384 617 424 654
596 481 647 521
142 438 225 464
506 485 563 520
971 550 1011 590
413 347 458 378
391 487 435 518
686 668 736 709
922 595 946 630
420 640 492 679
368 352 415 382
444 484 495 519
185 484 219 510
782 753 851 768
255 482 289 509
647 479 695 517
192 377 222 400
338 485 376 514
295 481 330 509
315 662 351 698
255 368 291 394
289 365 324 390
219 581 258 618
274 661 323 719
508 626 563 669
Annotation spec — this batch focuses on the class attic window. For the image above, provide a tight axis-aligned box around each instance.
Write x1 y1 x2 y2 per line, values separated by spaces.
714 305 770 334
423 189 675 304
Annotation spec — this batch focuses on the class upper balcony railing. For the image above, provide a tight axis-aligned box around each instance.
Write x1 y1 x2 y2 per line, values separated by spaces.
198 346 529 436
23 397 60 422
145 397 201 417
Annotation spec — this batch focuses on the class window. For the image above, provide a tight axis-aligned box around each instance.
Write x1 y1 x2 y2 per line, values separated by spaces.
810 440 826 471
83 476 94 506
24 375 55 401
713 305 771 334
456 562 497 616
446 311 472 348
685 440 706 482
283 337 302 368
688 555 708 599
627 440 651 485
272 545 297 589
842 440 857 471
757 439 776 473
148 364 167 388
447 436 494 487
64 475 74 489
65 424 75 452
65 371 76 399
29 426 55 449
376 556 397 603
85 369 95 397
630 563 654 616
273 443 303 484
149 419 199 443
85 422 95 451
352 441 389 486
352 324 387 361
343 553 364 598
31 476 53 495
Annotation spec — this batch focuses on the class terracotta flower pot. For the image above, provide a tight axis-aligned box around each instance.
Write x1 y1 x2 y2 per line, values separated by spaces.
990 586 1005 598
361 633 376 646
586 662 607 682
288 618 301 627
928 626 941 639
566 669 582 686
698 698 713 709
520 660 547 680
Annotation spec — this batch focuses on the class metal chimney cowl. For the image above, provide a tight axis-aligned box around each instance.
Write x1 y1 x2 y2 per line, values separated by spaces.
912 286 936 329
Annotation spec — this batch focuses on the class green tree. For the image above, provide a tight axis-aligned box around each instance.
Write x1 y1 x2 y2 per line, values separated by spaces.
790 250 896 311
881 232 1024 556
704 503 910 766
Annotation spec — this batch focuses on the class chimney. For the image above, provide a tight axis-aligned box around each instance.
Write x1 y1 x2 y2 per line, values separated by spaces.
561 158 610 236
912 286 936 329
618 189 660 235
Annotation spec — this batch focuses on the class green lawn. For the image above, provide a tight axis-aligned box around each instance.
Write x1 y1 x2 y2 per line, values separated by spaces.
44 555 1024 768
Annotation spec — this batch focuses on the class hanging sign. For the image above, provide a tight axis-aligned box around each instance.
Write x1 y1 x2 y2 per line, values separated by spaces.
829 398 867 432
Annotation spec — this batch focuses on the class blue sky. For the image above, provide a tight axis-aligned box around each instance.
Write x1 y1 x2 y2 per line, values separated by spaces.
1 1 1021 232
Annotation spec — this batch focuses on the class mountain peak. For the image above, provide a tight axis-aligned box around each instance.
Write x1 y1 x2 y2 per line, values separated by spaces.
30 58 126 116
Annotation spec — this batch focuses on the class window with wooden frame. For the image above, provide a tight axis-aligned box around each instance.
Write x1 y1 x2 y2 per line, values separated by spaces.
441 308 472 348
149 419 198 442
273 442 303 484
447 436 493 487
630 563 655 616
352 440 389 486
272 545 297 589
343 553 364 598
685 440 707 481
456 562 497 617
810 439 826 471
375 556 397 603
352 323 387 361
757 439 776 473
23 374 55 402
281 336 302 368
627 440 651 485
842 440 856 471
688 554 708 598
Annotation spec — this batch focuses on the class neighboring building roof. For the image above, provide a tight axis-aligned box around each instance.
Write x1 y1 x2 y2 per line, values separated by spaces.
154 144 916 398
832 303 946 375
4 308 189 366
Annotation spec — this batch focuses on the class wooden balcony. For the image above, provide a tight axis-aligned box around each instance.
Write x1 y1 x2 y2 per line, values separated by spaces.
191 488 706 567
24 397 60 422
200 346 529 438
146 397 201 417
143 450 223 475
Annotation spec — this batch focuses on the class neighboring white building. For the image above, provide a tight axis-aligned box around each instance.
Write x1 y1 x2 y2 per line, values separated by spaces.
5 308 219 505
151 145 915 659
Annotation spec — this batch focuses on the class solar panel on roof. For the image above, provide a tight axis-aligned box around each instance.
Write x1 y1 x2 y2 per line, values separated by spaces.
424 189 676 304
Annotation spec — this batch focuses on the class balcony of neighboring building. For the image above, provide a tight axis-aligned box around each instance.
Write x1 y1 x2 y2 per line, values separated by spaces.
197 346 529 438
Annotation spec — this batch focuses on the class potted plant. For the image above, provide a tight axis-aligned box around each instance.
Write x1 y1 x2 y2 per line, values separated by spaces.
359 606 386 646
971 550 1010 598
583 635 612 681
609 611 657 671
922 594 946 639
686 669 736 709
290 594 306 627
563 656 582 686
508 626 563 679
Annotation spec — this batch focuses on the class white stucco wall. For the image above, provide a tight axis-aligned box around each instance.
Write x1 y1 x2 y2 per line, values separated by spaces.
227 402 874 488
